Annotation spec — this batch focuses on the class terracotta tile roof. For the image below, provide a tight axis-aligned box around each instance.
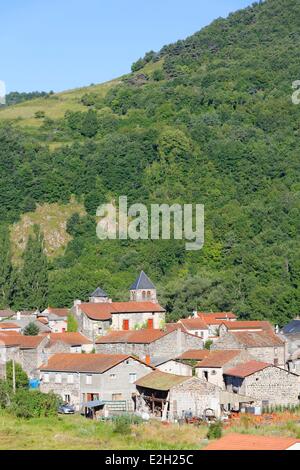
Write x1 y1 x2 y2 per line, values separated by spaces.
204 433 300 450
47 307 70 318
79 301 165 321
179 318 208 330
0 322 20 329
96 329 168 344
0 334 45 349
40 353 153 373
198 312 237 323
196 350 242 368
48 332 92 346
38 317 49 325
164 323 185 333
0 310 15 318
231 330 284 347
225 360 271 378
135 370 189 391
221 320 273 331
177 349 210 361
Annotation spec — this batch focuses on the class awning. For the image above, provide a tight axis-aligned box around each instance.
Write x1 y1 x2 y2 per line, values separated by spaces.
82 400 105 408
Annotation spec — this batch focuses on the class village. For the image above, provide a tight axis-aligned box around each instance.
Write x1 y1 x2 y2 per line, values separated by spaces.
0 270 300 426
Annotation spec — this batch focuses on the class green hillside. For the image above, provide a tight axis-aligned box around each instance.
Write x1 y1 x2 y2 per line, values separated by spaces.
0 0 299 324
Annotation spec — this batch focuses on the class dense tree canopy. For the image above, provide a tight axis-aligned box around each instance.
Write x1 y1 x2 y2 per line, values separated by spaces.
0 0 299 325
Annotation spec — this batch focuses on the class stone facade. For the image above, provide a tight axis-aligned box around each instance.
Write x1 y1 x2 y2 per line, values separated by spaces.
169 377 221 419
224 366 300 406
96 329 203 363
195 350 254 389
40 357 153 410
212 332 286 367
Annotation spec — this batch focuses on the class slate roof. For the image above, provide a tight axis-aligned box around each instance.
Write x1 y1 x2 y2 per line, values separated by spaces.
130 271 155 290
282 320 300 335
204 434 300 451
224 360 271 378
135 370 189 391
90 287 108 298
40 353 153 373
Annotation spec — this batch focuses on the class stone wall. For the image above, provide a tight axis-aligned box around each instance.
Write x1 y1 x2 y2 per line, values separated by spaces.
169 378 221 419
225 366 300 406
96 330 203 362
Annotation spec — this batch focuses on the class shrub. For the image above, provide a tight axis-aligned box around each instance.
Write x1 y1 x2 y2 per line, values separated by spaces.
6 361 28 390
11 389 60 419
206 421 222 440
23 322 40 336
0 380 11 408
113 414 142 435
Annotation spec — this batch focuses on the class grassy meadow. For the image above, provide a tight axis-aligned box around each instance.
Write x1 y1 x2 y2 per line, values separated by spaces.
1 411 300 450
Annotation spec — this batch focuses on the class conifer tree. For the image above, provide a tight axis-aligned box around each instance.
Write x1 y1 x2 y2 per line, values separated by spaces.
0 225 13 307
18 225 49 310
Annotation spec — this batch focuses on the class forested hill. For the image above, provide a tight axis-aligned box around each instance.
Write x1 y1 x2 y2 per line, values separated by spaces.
0 0 299 325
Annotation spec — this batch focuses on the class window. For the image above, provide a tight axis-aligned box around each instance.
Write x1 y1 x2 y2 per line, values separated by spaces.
211 370 217 375
64 394 71 403
86 375 92 385
129 373 137 384
112 393 122 401
43 373 49 383
274 348 278 357
110 374 116 380
55 374 62 384
67 374 74 384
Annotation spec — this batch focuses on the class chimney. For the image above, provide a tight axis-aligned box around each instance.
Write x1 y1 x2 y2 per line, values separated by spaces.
16 311 21 321
73 300 81 316
192 310 198 318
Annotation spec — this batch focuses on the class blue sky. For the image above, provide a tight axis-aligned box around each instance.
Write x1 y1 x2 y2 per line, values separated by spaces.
1 0 253 93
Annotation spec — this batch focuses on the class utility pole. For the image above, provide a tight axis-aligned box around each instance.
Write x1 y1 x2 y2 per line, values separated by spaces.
12 358 16 394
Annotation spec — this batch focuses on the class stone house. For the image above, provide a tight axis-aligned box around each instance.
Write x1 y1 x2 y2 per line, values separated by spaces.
177 318 209 342
196 312 237 338
95 328 204 364
280 320 300 373
224 360 300 407
218 321 274 337
46 332 93 353
75 301 165 340
0 333 49 377
40 353 154 410
73 271 166 339
39 307 69 333
154 358 193 377
135 370 222 419
211 330 286 367
195 349 254 389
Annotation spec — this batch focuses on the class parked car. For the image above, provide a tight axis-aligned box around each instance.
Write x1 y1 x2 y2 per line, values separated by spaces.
58 403 75 414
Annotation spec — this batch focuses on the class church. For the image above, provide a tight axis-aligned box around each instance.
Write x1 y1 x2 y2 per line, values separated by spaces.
72 271 166 340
